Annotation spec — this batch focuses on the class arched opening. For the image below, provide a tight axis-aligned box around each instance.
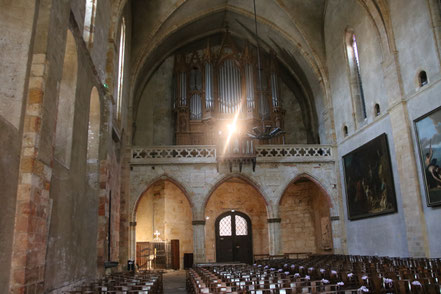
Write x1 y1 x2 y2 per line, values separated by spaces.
134 180 193 270
205 177 268 263
83 0 97 47
343 125 349 137
345 29 367 124
418 70 428 87
87 87 100 188
279 177 333 255
374 103 381 117
116 17 126 122
215 211 253 264
54 30 77 167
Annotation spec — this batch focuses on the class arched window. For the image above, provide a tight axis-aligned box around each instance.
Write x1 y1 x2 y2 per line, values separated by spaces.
83 0 97 47
343 125 348 137
418 70 428 87
55 30 77 167
345 30 367 123
116 17 126 122
87 87 100 187
374 103 381 117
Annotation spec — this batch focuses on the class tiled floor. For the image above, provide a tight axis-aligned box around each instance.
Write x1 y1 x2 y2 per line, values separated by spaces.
163 270 187 294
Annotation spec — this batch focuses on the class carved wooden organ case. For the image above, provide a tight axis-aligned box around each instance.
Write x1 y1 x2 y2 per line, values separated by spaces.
173 32 285 150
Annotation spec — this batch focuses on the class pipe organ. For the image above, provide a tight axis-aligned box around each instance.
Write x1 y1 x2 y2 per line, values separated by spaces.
173 31 285 150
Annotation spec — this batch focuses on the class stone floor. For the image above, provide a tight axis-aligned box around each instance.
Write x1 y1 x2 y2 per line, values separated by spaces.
163 270 187 294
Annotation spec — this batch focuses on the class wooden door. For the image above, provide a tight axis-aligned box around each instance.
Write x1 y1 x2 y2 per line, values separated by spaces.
215 211 253 264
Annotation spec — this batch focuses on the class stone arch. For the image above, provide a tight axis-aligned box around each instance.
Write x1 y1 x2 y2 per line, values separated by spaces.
203 173 271 215
277 172 333 208
204 174 270 262
278 173 334 255
132 174 193 220
54 29 78 167
130 6 331 143
132 175 194 269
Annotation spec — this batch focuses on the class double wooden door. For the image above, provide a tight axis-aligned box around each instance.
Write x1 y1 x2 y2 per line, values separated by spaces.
215 211 253 264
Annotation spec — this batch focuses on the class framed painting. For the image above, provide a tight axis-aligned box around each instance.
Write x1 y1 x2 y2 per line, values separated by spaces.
415 106 441 206
343 133 397 220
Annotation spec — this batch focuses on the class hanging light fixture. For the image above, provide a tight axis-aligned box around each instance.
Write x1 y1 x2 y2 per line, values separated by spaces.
247 0 285 141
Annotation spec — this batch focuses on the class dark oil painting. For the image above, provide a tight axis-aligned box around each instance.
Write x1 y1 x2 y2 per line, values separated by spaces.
343 134 397 220
415 106 441 206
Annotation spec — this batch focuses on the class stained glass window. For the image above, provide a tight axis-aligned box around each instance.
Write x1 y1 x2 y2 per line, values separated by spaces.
235 215 248 236
219 215 232 236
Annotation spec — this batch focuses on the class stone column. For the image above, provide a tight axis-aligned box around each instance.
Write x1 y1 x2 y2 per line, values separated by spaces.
192 220 206 263
267 218 282 256
383 52 430 257
129 221 137 261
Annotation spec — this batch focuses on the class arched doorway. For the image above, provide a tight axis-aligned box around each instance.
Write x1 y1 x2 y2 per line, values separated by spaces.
215 211 252 264
279 176 333 254
205 177 268 263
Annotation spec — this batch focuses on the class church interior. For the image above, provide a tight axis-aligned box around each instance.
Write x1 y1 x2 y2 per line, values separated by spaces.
1 0 441 293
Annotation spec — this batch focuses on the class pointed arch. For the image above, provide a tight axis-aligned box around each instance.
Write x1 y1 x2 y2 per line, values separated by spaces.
279 173 334 254
86 87 101 188
203 173 270 212
54 29 78 167
132 174 193 219
277 172 333 208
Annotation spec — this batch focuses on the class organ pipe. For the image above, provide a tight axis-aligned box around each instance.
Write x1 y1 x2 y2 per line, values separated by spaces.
205 63 213 110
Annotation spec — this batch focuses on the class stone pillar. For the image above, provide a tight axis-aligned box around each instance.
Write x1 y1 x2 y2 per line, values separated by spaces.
382 52 430 257
267 218 282 256
129 221 137 261
9 53 53 294
388 103 429 257
192 220 206 263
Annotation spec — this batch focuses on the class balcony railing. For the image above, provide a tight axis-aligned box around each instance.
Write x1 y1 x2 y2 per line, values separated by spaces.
131 144 334 165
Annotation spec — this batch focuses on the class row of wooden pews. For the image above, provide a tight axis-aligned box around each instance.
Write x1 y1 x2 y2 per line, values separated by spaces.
186 255 441 293
64 271 163 293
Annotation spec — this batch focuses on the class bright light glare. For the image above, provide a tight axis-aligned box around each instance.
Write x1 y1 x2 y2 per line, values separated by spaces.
222 102 242 155
227 123 236 134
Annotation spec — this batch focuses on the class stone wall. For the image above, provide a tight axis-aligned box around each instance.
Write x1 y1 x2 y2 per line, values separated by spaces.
135 180 193 269
205 179 269 262
280 181 332 255
325 0 441 257
129 160 344 262
0 1 37 290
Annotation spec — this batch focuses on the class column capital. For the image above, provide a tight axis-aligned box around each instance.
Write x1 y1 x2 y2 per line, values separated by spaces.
267 218 281 223
192 220 206 225
129 221 137 226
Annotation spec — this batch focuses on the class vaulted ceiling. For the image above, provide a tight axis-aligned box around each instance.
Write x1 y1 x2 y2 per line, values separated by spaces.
129 0 328 97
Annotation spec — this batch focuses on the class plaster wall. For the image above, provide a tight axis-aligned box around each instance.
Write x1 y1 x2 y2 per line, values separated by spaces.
0 1 37 291
0 0 36 129
44 28 100 294
337 116 409 257
41 0 130 290
134 56 175 146
204 180 268 262
406 80 441 257
280 81 307 144
389 0 440 97
325 0 388 142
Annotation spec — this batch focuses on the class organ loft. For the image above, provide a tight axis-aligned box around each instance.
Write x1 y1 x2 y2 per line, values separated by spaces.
1 0 441 293
173 30 285 151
